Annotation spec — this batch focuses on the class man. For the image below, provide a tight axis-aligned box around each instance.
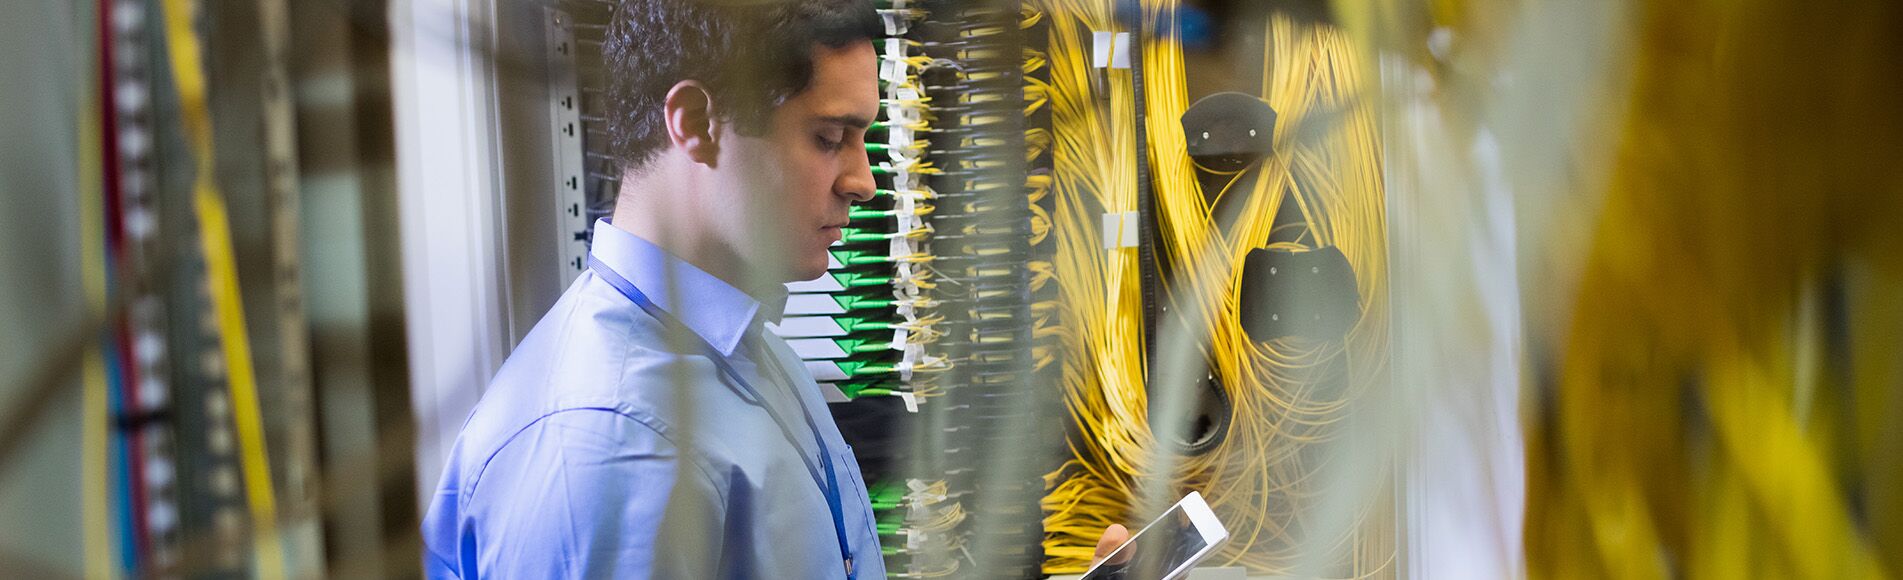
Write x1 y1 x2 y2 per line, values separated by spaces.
422 0 1125 577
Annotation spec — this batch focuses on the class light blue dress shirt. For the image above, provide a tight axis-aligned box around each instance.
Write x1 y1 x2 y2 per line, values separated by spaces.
423 220 886 579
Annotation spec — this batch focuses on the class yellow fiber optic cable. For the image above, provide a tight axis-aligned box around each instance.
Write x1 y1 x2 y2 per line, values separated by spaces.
78 34 115 580
158 0 286 577
1039 0 1391 574
1034 0 1152 569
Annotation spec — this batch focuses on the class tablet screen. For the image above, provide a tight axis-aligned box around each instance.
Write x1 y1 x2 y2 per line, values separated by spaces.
1079 504 1209 580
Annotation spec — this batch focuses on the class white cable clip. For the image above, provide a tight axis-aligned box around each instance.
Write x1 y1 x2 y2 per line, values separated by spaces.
1102 211 1139 248
880 38 910 85
1092 31 1131 69
879 11 908 36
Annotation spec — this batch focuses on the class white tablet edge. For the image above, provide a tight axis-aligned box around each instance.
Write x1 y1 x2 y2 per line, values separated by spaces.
1161 492 1230 579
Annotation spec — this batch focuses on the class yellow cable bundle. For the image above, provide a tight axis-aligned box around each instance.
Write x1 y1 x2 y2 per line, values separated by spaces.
1147 8 1391 574
1040 0 1392 574
1516 0 1903 576
1035 0 1154 570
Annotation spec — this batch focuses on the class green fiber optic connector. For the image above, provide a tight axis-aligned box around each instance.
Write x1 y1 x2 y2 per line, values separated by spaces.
873 188 897 197
836 359 899 377
829 249 894 265
831 341 887 357
871 164 896 177
837 383 871 398
836 381 902 398
834 317 899 333
828 338 891 355
881 546 900 557
831 294 895 312
866 142 890 155
829 271 894 288
849 207 900 221
871 120 889 132
838 228 895 244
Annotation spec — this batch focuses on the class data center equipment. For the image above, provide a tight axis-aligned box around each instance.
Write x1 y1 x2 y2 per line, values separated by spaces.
499 2 1395 578
412 0 1397 577
59 0 1392 574
34 0 335 576
25 0 1392 577
31 0 1900 578
359 0 1400 574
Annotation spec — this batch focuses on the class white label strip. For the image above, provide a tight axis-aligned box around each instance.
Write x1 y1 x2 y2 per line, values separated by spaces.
880 59 900 85
784 294 846 316
889 124 914 151
806 360 850 382
819 382 850 403
787 337 850 360
785 274 845 294
774 316 849 338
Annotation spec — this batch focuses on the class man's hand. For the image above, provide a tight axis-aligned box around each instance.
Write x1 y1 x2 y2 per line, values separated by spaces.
1090 524 1132 567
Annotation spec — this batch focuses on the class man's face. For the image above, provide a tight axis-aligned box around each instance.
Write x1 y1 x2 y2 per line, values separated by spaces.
713 42 879 285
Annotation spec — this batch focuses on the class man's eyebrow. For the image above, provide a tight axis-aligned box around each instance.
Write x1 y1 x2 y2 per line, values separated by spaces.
815 114 874 130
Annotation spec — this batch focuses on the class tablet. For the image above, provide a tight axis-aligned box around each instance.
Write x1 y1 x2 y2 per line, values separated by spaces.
1079 491 1230 580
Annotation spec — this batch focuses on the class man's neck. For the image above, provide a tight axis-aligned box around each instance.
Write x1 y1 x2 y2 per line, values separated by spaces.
610 178 785 302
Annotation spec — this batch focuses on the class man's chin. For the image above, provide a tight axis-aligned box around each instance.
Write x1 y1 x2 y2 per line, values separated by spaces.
789 259 829 284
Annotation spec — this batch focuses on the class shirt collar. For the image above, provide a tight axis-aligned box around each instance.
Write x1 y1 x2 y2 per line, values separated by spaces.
589 219 786 356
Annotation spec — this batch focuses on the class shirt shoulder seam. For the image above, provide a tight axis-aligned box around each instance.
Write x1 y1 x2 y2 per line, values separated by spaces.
464 407 729 506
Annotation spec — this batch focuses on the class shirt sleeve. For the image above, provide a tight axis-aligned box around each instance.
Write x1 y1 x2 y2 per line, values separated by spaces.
458 409 728 579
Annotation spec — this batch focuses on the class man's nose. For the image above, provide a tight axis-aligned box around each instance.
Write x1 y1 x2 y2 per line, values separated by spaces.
838 145 877 202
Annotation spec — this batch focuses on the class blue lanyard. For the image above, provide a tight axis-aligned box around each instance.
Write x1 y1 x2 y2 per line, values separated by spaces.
588 257 857 579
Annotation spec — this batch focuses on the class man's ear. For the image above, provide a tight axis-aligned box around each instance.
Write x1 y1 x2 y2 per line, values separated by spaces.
663 80 721 167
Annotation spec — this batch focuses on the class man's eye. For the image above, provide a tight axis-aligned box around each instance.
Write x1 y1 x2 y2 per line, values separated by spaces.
816 133 845 152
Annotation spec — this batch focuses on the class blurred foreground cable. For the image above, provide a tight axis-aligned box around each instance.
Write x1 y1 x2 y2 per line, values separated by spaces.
77 10 116 574
1517 0 1903 577
157 0 286 576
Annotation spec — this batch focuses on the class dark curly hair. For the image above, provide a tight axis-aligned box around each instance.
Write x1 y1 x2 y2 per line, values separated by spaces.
603 0 881 173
